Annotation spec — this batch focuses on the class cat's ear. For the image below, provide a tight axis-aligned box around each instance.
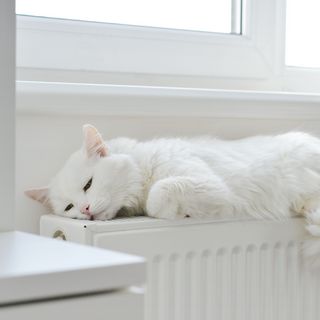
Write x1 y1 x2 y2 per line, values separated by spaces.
83 124 108 158
25 187 50 206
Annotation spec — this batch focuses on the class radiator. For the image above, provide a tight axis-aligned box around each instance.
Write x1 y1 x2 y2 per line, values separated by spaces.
40 215 320 320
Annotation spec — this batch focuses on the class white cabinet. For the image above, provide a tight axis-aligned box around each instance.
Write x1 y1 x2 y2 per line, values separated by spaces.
0 232 145 320
0 289 143 320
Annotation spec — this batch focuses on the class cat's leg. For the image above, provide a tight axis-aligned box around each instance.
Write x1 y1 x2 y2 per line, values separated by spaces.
146 175 233 219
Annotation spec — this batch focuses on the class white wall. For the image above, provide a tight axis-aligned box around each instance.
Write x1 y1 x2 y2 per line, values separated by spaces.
0 1 15 231
16 93 320 233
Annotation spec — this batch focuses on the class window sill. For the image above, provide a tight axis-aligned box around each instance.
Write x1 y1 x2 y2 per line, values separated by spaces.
16 81 320 120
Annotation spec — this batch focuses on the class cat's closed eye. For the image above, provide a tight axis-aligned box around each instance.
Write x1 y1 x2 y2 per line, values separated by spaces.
83 178 93 192
65 203 73 212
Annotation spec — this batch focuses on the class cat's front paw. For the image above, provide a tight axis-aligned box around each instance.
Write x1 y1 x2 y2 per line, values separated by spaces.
306 210 320 236
146 180 180 219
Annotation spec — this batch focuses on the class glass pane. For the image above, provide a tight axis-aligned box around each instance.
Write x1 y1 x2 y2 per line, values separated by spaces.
16 0 242 34
286 0 320 68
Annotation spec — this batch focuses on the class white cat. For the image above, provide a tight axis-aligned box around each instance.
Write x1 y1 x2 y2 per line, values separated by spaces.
26 125 320 246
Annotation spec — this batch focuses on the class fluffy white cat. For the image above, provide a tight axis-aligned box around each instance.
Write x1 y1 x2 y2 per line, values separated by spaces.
26 125 320 246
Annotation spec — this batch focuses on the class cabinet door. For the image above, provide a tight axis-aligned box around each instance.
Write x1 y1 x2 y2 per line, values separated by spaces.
0 289 143 320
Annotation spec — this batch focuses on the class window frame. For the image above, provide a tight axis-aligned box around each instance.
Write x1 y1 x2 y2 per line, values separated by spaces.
16 0 320 93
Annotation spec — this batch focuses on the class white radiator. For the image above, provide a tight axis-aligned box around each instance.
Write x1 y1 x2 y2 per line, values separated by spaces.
40 215 320 320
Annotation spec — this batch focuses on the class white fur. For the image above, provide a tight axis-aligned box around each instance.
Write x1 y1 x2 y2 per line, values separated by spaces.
26 127 320 259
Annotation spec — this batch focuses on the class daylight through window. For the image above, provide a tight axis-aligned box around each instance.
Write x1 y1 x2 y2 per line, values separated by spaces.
16 0 242 34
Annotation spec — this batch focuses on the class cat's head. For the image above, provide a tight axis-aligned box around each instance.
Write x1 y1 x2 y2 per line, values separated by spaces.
25 125 142 220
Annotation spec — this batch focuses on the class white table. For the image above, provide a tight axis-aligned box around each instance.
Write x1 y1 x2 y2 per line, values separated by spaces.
0 231 145 320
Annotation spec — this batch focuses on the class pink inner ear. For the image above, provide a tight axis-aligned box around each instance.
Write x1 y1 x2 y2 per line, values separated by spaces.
98 145 107 157
25 187 49 205
83 124 108 158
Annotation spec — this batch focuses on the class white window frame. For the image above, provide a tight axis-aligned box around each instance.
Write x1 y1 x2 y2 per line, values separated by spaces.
16 0 320 93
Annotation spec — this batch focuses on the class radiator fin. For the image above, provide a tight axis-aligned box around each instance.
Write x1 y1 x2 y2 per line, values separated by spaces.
147 241 320 320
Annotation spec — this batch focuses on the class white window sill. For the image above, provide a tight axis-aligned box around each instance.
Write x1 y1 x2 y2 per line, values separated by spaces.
16 81 320 120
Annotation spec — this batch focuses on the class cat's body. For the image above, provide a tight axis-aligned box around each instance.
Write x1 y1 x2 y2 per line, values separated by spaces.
26 125 320 260
108 132 320 221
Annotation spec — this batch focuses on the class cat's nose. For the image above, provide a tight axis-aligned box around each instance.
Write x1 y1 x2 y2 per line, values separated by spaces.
81 204 90 214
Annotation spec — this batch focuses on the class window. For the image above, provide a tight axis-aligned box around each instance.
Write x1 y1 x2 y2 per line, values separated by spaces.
286 0 320 68
16 1 320 93
16 0 242 34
